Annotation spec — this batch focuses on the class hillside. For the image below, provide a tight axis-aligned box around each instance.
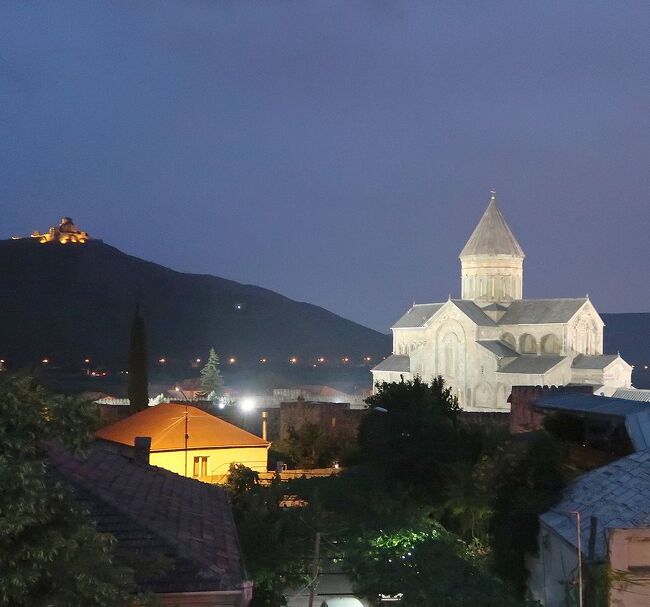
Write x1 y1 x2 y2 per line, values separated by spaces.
0 239 391 369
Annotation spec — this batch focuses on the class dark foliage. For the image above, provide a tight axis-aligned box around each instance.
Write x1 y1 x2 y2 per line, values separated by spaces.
489 433 567 596
361 377 486 491
0 375 148 606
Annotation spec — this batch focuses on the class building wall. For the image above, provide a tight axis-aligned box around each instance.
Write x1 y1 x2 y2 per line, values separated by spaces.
509 385 593 434
150 446 268 480
460 254 523 302
608 527 650 606
279 401 365 441
527 523 580 607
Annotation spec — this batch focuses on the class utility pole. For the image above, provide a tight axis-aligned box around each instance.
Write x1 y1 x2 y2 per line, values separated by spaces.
184 404 189 477
570 511 583 607
307 532 321 607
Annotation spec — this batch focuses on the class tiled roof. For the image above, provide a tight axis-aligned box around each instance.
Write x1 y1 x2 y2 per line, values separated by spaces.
372 354 411 373
498 355 566 374
540 450 650 559
498 298 588 325
477 340 519 358
459 194 524 258
392 304 444 328
535 392 650 451
572 354 621 370
95 403 269 452
47 444 249 596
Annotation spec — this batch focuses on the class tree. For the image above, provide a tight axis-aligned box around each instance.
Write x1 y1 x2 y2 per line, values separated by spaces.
226 466 311 607
0 375 144 606
360 377 483 491
488 433 567 597
200 348 224 397
127 305 149 411
345 521 529 607
272 423 342 469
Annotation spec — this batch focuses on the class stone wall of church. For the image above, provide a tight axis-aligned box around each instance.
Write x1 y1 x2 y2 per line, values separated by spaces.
566 305 604 355
460 254 523 302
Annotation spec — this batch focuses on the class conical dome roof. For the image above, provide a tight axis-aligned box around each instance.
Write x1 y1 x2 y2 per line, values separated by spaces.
459 192 524 258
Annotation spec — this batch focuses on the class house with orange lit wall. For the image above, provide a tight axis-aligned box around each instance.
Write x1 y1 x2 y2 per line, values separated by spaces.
95 403 269 482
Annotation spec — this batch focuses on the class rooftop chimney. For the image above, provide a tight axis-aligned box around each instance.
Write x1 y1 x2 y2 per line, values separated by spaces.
134 436 151 465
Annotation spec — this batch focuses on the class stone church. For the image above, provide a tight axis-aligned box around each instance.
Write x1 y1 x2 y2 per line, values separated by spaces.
371 193 633 411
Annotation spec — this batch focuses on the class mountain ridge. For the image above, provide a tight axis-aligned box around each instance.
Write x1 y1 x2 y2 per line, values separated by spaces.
0 238 391 368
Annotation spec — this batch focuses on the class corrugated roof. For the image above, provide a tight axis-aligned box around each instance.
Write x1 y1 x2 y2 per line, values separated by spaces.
498 298 588 325
540 450 650 559
95 403 269 451
572 354 621 370
372 354 410 373
612 388 650 402
477 340 519 358
498 355 566 374
459 193 524 258
47 444 247 594
392 303 443 328
535 392 650 451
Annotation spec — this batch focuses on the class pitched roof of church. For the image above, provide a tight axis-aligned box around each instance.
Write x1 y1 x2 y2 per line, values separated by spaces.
391 300 494 329
477 340 519 358
392 304 444 328
498 298 588 325
459 193 524 258
372 354 410 373
95 403 270 452
498 355 566 374
572 354 622 370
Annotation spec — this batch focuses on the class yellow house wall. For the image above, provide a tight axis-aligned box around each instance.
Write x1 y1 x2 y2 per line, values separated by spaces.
150 446 268 480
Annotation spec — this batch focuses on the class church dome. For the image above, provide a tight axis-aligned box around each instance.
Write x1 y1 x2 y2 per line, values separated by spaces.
459 192 524 259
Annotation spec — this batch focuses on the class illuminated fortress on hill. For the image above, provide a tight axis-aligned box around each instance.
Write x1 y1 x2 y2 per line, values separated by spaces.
13 217 91 244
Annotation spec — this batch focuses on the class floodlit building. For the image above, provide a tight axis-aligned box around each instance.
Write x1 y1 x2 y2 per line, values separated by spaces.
95 403 269 481
372 193 633 410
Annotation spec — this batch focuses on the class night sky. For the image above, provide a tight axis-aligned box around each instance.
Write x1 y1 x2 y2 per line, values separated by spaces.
1 2 648 332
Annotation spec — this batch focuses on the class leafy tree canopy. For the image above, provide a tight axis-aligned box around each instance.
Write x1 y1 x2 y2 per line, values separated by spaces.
226 465 312 607
0 375 147 607
360 377 485 490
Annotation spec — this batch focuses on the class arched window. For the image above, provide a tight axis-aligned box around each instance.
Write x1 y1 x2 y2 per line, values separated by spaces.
442 333 459 378
519 333 537 354
541 334 561 354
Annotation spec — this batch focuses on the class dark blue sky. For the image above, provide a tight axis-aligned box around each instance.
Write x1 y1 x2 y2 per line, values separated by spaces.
1 2 648 331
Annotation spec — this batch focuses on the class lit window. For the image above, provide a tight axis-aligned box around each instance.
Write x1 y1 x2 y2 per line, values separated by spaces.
193 456 208 477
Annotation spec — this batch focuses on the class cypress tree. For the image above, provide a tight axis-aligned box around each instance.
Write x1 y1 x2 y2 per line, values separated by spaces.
127 304 149 410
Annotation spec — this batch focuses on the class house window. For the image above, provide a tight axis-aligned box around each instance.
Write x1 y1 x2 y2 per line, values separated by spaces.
193 456 208 477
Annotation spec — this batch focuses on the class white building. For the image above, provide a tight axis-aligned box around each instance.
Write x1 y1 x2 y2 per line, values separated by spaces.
371 192 633 411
